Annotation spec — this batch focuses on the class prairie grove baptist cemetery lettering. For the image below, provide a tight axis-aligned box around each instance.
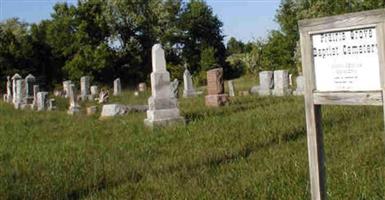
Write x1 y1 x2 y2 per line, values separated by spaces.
312 28 381 91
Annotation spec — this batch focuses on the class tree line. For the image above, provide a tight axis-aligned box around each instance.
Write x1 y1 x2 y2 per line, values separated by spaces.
226 0 385 78
1 0 384 90
0 0 233 89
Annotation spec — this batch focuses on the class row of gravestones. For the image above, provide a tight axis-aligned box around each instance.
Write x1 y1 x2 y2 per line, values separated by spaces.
256 70 304 96
144 44 227 126
144 44 306 127
2 44 302 126
61 78 150 115
2 74 55 111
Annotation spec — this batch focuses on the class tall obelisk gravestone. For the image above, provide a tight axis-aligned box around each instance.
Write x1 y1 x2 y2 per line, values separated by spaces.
144 44 184 127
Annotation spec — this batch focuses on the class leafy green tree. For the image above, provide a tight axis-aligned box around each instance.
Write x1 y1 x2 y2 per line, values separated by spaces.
200 46 217 71
226 37 245 55
0 19 34 80
179 0 227 75
46 1 113 81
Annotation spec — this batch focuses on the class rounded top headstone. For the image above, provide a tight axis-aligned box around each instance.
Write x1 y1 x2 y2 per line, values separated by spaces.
11 73 22 80
152 44 166 72
25 74 36 81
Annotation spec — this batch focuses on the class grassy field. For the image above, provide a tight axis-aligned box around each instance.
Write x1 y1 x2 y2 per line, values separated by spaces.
1 77 385 199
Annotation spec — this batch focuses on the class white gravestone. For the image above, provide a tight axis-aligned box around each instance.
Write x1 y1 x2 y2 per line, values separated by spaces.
14 79 25 109
293 75 305 96
80 76 90 100
67 84 80 115
90 85 98 96
258 71 274 96
183 68 196 97
138 82 147 92
98 89 109 104
289 74 293 86
48 98 56 111
32 85 40 109
272 70 291 96
36 92 48 111
100 104 127 117
6 76 12 103
170 79 179 98
25 74 36 104
90 85 98 100
144 44 184 126
62 80 72 98
228 80 235 97
312 28 380 91
113 78 121 96
11 73 22 105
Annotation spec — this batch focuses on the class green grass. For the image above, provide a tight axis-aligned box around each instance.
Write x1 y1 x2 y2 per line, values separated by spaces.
1 78 385 199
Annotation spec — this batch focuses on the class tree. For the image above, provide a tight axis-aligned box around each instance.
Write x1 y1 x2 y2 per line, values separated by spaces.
226 37 245 55
46 1 114 81
179 0 227 75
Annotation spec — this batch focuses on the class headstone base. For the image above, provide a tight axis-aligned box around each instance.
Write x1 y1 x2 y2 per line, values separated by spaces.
67 107 80 115
183 90 196 98
87 106 97 116
144 109 185 127
258 89 271 96
272 89 291 96
205 94 229 107
293 90 304 96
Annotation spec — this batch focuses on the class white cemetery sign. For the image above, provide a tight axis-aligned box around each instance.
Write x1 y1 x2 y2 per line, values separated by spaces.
299 9 385 200
312 28 381 92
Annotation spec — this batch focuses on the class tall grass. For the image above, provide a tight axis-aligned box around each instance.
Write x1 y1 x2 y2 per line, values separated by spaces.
0 91 384 199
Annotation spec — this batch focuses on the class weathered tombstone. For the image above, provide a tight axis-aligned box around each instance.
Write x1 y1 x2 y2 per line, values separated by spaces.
272 70 291 96
293 75 305 96
228 80 235 97
86 106 97 116
113 78 121 96
183 68 196 97
11 73 22 105
80 76 90 101
100 104 127 118
138 82 147 92
62 80 72 98
24 74 36 104
98 89 109 104
53 90 63 97
170 79 179 98
32 85 40 109
48 98 56 111
67 84 80 115
249 86 259 95
90 85 98 100
144 44 184 126
289 74 293 86
298 9 385 199
36 92 48 111
14 79 25 109
205 68 229 107
258 71 273 96
90 85 98 96
101 104 148 118
5 76 12 103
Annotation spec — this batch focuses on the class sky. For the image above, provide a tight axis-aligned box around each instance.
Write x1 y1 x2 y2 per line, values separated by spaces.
0 0 281 42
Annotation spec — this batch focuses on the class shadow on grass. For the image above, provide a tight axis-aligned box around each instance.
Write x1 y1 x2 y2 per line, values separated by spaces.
66 170 143 200
184 97 297 123
162 127 307 174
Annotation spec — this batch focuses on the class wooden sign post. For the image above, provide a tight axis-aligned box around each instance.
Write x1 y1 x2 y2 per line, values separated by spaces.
299 9 385 200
